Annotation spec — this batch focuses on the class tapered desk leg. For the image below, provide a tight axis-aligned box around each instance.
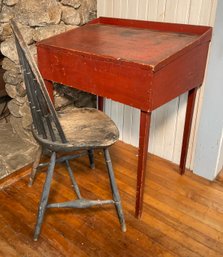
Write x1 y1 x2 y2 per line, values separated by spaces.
180 87 198 175
44 80 54 102
135 111 151 218
98 96 104 111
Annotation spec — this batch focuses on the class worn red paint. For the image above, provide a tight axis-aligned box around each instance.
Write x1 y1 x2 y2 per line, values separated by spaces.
135 111 151 218
37 17 212 218
180 87 198 175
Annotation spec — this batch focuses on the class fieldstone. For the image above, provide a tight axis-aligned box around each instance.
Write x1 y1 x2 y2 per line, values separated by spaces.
75 91 96 108
16 95 27 104
55 84 79 100
19 24 34 45
0 23 12 41
16 82 26 97
6 151 31 173
0 100 10 123
5 83 17 98
61 6 81 25
19 101 32 129
0 118 7 124
3 0 19 6
0 23 34 44
27 44 38 63
54 94 74 110
15 0 62 26
0 122 37 178
21 112 32 128
1 37 18 63
0 158 8 179
2 58 20 73
3 70 22 85
19 101 30 116
0 5 14 23
33 24 77 42
10 115 35 143
0 0 98 179
61 0 81 9
54 83 96 108
79 0 97 24
7 99 22 117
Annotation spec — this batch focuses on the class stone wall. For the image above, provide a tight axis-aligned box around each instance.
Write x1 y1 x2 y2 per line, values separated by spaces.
0 0 97 142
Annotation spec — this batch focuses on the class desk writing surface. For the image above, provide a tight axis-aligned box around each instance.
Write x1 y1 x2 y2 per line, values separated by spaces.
39 23 198 70
37 17 212 111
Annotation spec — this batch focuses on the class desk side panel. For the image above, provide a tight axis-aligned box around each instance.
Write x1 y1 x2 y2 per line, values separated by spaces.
151 43 210 110
37 46 153 111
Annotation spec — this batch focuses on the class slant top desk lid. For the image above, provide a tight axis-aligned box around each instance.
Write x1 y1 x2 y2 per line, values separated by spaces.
37 17 212 72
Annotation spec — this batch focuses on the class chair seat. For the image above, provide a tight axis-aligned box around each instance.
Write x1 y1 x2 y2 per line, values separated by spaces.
60 107 119 147
33 108 119 151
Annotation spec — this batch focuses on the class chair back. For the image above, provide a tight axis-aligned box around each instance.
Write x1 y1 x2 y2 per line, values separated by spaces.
10 20 67 144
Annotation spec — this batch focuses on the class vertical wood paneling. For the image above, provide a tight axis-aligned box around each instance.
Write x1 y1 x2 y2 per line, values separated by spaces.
209 0 218 26
199 0 214 25
120 0 128 18
97 0 105 16
185 0 217 168
172 95 187 163
167 0 191 163
108 0 124 139
164 0 178 22
127 0 138 19
147 0 159 21
130 109 140 147
103 0 113 17
130 0 143 147
137 0 148 20
157 0 167 21
122 0 137 143
113 0 121 18
122 106 133 143
97 0 217 167
188 0 203 24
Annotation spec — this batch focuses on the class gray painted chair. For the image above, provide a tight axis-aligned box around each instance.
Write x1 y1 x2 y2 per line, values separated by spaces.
11 20 126 241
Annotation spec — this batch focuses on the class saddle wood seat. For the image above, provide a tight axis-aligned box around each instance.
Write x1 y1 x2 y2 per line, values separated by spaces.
34 108 119 152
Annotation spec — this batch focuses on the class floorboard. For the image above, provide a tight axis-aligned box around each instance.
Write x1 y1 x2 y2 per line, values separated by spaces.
1 141 223 257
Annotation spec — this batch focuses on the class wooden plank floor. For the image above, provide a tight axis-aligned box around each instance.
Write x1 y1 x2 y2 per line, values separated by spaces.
1 141 223 257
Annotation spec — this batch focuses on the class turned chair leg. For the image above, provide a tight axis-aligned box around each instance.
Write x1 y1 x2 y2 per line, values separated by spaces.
103 148 126 232
65 160 82 199
29 146 42 187
88 149 95 169
34 152 56 241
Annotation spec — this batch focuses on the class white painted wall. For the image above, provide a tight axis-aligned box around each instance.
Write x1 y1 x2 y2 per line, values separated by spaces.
97 0 217 171
194 0 223 180
216 129 223 175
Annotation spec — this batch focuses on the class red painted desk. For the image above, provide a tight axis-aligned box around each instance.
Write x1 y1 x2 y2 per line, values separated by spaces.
37 17 212 218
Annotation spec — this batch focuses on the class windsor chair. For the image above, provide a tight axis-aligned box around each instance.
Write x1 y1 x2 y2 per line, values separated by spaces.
11 20 126 241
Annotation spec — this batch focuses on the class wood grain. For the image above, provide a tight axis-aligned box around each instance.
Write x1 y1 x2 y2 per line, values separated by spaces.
1 141 223 257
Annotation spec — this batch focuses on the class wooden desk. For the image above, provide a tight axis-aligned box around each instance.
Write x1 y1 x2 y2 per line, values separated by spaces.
37 17 212 218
